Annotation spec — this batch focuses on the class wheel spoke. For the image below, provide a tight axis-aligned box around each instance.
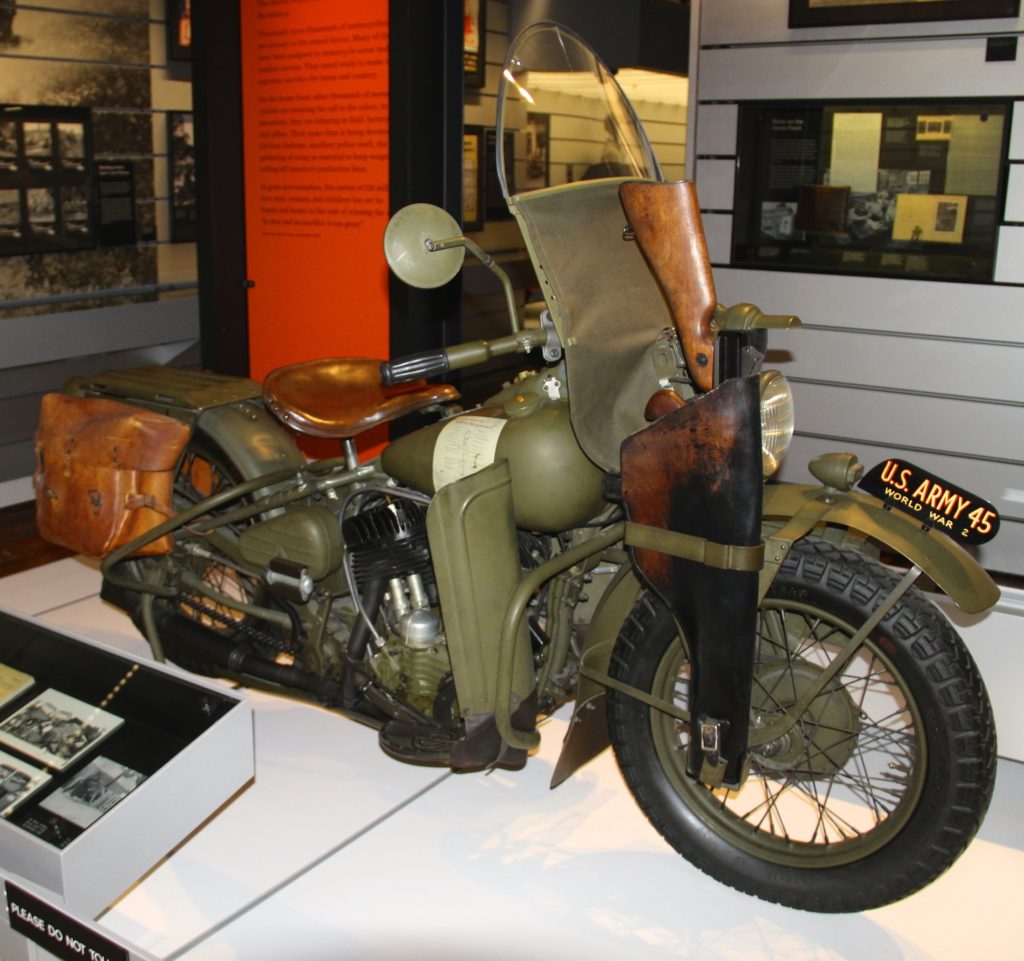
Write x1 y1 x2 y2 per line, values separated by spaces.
610 540 995 910
665 594 926 853
760 608 789 657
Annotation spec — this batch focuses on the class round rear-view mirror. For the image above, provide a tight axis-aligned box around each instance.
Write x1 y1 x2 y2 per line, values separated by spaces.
383 203 465 289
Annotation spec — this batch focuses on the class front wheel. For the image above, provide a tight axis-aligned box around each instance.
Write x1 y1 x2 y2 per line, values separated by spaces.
607 538 996 912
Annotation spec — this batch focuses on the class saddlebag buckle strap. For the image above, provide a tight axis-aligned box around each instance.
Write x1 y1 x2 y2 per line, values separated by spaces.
624 522 764 572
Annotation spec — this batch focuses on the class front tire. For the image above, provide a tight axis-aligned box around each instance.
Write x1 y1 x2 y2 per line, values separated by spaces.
607 538 996 912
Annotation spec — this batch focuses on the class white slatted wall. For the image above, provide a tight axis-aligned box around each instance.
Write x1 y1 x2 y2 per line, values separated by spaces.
692 0 1024 578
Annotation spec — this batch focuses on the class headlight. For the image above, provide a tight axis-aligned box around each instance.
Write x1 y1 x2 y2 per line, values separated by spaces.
759 370 794 477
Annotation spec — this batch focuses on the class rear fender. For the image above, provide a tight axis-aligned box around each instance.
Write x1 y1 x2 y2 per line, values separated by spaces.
65 365 307 485
196 402 308 484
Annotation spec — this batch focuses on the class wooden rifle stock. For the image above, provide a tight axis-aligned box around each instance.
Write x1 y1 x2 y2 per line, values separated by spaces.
620 180 717 393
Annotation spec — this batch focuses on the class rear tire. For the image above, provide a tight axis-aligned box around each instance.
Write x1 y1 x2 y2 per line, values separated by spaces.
169 430 270 639
607 538 996 912
110 427 289 669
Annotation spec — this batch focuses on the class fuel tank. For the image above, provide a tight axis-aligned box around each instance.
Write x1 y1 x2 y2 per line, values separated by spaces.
381 380 605 533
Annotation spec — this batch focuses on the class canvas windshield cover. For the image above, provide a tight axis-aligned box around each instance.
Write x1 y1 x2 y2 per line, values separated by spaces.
496 23 672 471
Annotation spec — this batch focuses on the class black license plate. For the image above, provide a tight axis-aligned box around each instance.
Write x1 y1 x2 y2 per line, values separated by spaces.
859 458 999 545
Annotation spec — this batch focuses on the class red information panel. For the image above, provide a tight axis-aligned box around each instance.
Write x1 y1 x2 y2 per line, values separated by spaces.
240 0 390 452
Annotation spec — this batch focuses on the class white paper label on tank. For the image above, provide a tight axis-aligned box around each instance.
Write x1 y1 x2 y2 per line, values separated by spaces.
432 415 507 490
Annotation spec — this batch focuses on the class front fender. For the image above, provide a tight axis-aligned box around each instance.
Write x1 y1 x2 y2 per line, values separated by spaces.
551 479 1001 788
763 483 999 613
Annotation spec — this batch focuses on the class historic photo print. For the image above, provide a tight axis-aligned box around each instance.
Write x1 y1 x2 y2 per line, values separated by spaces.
0 749 51 817
40 755 146 829
0 690 123 771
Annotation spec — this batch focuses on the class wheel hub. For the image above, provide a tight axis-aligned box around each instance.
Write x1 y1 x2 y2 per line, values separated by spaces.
749 658 860 776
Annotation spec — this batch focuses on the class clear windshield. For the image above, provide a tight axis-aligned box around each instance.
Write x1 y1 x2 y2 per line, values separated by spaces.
496 22 661 198
493 24 671 472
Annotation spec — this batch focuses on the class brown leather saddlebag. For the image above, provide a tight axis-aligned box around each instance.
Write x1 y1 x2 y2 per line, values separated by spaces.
33 393 191 557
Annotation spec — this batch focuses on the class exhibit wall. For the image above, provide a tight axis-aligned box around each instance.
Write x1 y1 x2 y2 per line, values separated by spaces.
0 0 197 501
690 0 1024 577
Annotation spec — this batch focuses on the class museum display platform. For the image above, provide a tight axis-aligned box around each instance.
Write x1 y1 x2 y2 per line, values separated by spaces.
0 556 1020 961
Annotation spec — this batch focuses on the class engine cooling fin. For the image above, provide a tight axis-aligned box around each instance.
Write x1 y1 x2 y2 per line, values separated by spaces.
343 498 433 587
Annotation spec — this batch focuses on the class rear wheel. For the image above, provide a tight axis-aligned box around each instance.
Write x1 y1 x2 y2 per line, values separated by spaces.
112 428 292 667
170 431 270 637
607 538 996 912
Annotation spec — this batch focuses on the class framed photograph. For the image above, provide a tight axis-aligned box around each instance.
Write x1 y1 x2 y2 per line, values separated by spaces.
0 664 33 710
523 113 550 191
485 128 515 220
790 0 1021 29
39 756 147 830
167 111 196 242
892 192 967 243
166 0 191 62
24 122 53 171
56 122 86 171
0 689 123 771
464 0 486 88
0 189 19 237
0 751 50 818
26 187 56 236
0 104 96 255
0 119 16 173
463 125 484 231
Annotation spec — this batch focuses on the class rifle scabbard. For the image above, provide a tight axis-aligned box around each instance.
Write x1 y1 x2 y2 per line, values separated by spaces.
620 180 717 393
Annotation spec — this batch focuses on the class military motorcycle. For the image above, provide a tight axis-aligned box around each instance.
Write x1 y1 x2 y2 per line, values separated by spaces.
33 23 1000 913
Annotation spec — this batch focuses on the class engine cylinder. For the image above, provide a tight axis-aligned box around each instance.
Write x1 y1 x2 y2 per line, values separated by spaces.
342 499 434 589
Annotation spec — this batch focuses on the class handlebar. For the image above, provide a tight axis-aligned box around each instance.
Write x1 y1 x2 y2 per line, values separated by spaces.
380 350 449 385
715 303 802 331
380 328 552 386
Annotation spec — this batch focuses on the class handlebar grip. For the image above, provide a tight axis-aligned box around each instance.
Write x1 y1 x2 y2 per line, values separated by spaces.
380 350 450 386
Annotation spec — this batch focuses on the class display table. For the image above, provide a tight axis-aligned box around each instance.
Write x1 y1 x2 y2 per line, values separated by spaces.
0 557 1021 961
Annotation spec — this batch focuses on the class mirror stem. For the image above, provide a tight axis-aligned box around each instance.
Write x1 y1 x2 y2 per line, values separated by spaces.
427 235 521 333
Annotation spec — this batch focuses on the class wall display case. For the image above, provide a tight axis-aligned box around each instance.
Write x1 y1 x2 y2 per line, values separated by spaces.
789 0 1021 29
463 125 485 230
731 99 1011 282
461 126 515 231
0 605 253 917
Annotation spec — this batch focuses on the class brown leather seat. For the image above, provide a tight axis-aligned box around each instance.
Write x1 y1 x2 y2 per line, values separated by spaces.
263 358 459 439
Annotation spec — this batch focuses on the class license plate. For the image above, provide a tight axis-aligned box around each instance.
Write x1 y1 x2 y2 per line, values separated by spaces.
859 458 1000 545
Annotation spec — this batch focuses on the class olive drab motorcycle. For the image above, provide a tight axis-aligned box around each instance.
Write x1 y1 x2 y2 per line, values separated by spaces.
32 23 1000 913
